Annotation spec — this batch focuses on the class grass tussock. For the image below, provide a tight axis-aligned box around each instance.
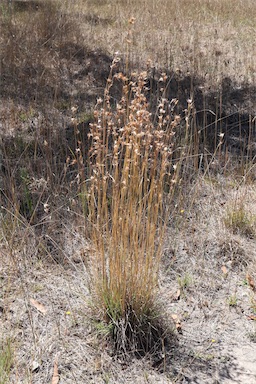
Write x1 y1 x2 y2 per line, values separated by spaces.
224 202 256 238
0 339 13 384
85 68 179 355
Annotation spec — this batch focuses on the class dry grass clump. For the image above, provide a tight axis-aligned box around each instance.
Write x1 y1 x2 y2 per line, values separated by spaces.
224 202 256 238
85 67 179 356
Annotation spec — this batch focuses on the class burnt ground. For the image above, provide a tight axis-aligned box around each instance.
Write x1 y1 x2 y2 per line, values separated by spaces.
0 41 256 383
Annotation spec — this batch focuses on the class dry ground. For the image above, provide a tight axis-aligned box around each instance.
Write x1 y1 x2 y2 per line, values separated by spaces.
0 1 256 383
1 175 256 383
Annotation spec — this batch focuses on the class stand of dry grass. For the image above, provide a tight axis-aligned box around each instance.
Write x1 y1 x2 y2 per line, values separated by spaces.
66 0 256 85
85 69 180 356
0 0 85 102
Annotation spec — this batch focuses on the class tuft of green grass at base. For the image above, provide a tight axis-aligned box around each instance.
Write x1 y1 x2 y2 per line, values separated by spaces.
0 339 13 384
224 203 256 238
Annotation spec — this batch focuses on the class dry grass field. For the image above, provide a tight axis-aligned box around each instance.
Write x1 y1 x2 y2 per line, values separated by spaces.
0 0 256 383
70 0 256 83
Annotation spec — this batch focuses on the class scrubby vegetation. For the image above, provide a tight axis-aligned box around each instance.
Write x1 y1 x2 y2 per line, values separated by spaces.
0 0 256 383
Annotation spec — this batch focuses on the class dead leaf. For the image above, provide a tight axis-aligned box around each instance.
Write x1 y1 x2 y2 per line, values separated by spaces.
31 360 40 373
30 298 47 315
174 289 181 301
221 265 228 275
247 315 256 321
171 314 183 334
246 273 256 292
51 359 59 384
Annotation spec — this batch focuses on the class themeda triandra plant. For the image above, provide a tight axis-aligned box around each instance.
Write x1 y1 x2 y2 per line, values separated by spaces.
86 69 180 356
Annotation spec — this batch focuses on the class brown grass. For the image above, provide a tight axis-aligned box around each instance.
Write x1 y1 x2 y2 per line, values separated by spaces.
66 0 256 84
0 0 83 102
84 69 180 355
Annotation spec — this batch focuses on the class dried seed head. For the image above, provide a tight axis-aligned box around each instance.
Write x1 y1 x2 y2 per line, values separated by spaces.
128 17 136 24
